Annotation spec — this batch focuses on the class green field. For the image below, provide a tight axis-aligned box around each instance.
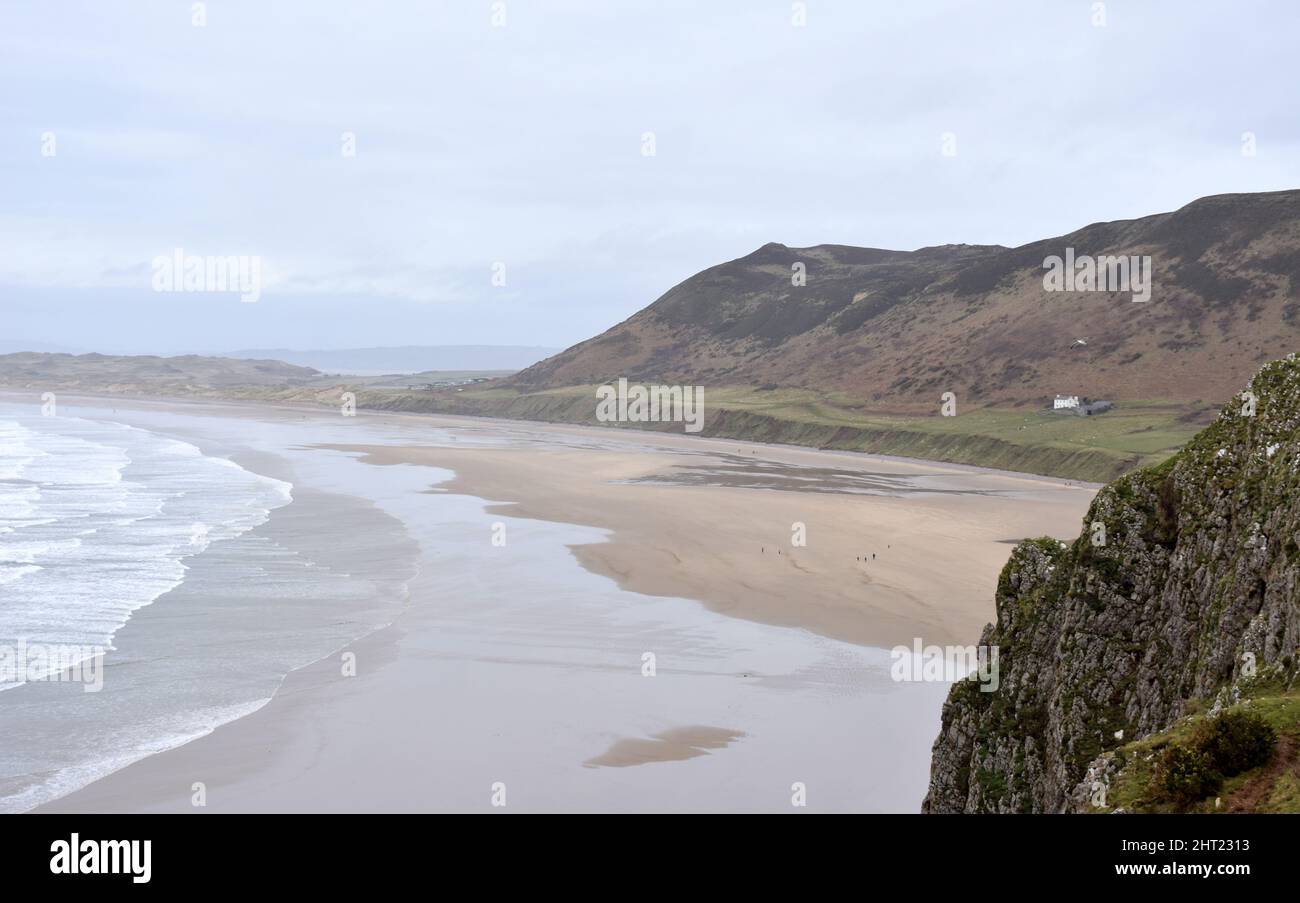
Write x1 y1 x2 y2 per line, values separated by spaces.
364 382 1213 483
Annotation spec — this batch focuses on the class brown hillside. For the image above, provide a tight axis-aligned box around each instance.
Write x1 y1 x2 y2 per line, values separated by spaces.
511 189 1300 411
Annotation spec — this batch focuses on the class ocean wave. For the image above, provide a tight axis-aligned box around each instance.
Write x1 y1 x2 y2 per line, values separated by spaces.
0 696 272 813
0 415 293 689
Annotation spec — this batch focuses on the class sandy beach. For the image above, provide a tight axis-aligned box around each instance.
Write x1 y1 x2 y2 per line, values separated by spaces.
6 396 1097 813
324 426 1094 649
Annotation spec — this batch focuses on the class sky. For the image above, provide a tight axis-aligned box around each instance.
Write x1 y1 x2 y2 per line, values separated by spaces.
1 0 1296 354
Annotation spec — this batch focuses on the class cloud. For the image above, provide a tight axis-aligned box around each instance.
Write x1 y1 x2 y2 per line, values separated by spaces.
1 0 1297 351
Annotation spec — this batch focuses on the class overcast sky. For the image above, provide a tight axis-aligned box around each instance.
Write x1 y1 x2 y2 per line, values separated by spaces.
1 0 1296 354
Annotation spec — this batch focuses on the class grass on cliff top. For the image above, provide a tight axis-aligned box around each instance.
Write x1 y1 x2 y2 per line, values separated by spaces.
441 383 1204 481
1089 685 1300 814
704 386 1199 459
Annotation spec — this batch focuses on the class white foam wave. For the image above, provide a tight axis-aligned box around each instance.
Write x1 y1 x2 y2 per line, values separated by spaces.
0 415 292 689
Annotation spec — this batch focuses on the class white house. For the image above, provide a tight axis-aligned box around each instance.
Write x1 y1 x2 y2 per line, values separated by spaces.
1054 394 1080 410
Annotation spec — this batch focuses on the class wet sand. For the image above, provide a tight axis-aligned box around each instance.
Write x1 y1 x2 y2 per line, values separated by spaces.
17 397 1097 812
584 727 747 769
323 434 1095 649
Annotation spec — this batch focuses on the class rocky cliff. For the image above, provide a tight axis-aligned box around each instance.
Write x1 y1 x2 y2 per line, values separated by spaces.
923 355 1300 813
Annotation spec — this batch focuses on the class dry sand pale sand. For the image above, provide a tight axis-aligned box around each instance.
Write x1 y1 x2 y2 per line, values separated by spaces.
326 429 1097 650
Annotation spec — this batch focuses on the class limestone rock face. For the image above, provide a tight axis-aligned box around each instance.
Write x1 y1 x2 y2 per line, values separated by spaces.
923 355 1300 813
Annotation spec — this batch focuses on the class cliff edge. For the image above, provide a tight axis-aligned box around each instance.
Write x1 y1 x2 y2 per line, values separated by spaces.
924 355 1300 813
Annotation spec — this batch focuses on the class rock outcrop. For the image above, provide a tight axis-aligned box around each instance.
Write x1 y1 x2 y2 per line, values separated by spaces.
923 355 1300 812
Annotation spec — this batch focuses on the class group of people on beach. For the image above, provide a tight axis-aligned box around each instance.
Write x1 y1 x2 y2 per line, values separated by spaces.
758 547 887 560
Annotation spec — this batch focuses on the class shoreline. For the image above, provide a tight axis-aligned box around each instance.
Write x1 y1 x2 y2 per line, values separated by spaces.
0 389 1106 490
321 435 1096 650
0 402 421 813
10 394 1098 812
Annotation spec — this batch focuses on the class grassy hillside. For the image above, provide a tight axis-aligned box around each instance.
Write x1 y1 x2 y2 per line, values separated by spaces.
512 189 1300 412
390 382 1207 482
1086 681 1300 814
359 189 1300 482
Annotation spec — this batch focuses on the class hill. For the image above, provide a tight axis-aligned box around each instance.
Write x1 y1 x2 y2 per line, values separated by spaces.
512 189 1300 409
221 345 559 374
0 352 323 392
9 190 1299 484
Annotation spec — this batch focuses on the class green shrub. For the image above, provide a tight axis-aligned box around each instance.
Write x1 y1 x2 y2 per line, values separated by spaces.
1194 709 1276 777
1156 745 1222 806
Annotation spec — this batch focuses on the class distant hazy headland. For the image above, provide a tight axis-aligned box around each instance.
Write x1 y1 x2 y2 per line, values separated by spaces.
220 345 560 375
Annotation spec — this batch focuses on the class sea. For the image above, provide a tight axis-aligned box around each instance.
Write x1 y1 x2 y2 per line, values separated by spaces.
0 403 416 811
